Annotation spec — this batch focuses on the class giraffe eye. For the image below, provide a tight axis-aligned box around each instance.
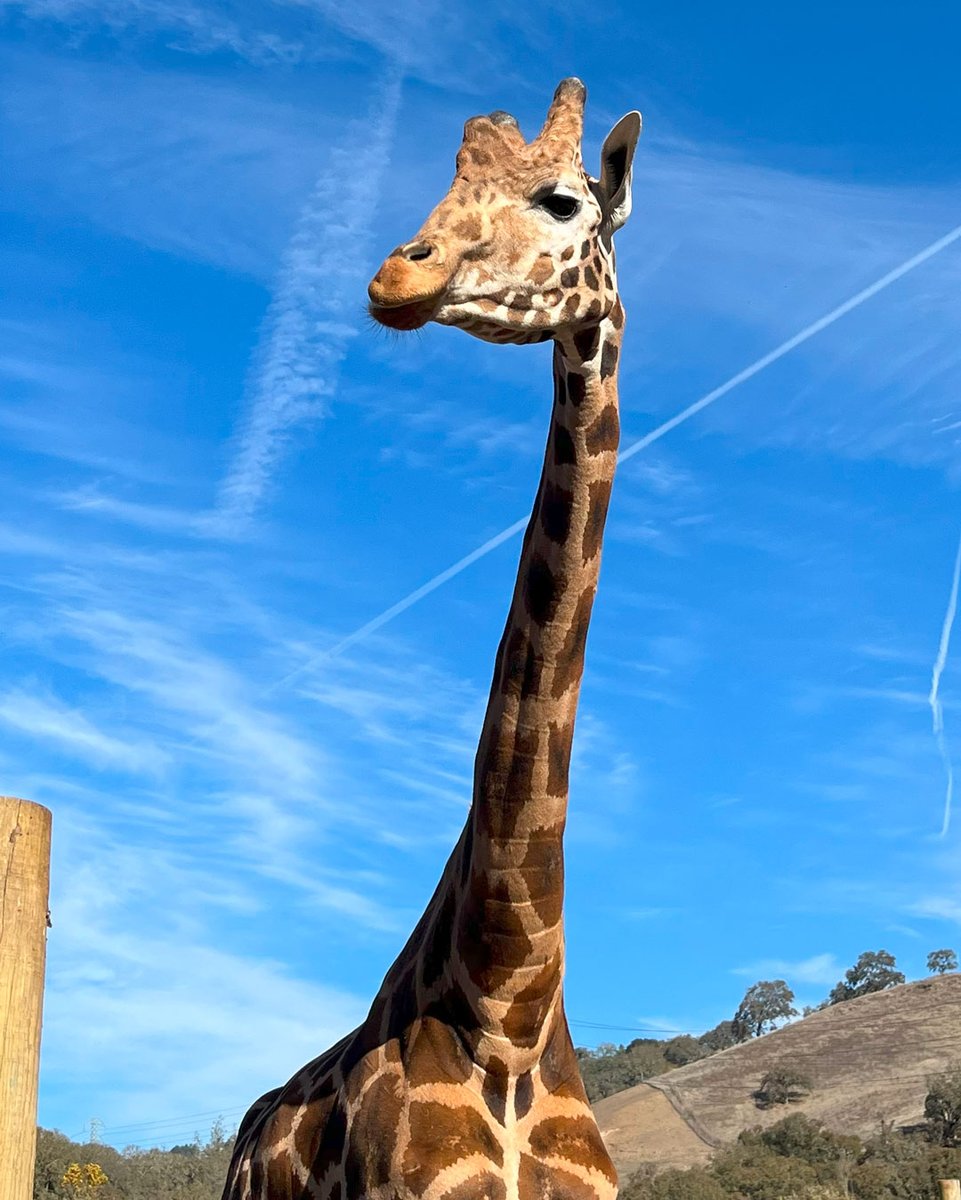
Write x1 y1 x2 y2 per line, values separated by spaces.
536 192 580 221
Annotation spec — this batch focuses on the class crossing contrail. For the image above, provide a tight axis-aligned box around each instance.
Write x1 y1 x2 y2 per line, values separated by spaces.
929 530 961 838
272 221 961 693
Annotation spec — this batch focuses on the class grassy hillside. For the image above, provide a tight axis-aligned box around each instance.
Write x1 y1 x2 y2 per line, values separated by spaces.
595 973 961 1180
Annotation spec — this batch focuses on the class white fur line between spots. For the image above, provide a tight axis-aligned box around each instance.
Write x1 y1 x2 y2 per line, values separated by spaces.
275 221 961 689
929 530 961 838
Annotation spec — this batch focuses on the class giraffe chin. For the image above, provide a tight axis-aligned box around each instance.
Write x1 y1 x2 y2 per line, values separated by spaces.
368 298 439 331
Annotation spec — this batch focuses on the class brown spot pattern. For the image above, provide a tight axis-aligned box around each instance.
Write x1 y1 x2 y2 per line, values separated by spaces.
421 890 455 989
404 1101 504 1194
476 719 539 839
519 1155 599 1200
551 586 595 699
446 1176 508 1200
527 257 554 285
561 293 581 322
501 954 561 1046
459 883 532 990
523 554 562 625
515 1070 535 1120
584 404 619 457
453 214 483 240
390 965 420 1036
566 372 586 407
572 325 600 361
553 424 576 466
546 722 574 798
498 626 544 701
481 1055 510 1124
600 340 618 379
407 1015 472 1087
540 480 573 544
581 479 612 564
539 1024 584 1098
528 1115 617 1183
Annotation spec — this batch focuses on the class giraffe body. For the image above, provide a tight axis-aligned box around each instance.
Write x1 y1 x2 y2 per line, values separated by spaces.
223 79 641 1200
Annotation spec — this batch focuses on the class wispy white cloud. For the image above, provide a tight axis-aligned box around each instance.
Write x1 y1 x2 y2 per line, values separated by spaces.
1 0 313 64
212 67 404 531
910 896 961 925
731 952 842 987
0 688 167 775
1 0 513 85
58 488 208 536
40 819 367 1141
0 47 331 279
54 605 325 795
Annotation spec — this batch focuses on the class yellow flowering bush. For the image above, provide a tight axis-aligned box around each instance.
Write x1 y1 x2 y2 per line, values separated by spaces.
60 1162 109 1196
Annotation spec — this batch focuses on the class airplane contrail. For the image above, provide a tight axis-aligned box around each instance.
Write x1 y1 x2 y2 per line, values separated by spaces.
272 221 961 693
929 530 961 838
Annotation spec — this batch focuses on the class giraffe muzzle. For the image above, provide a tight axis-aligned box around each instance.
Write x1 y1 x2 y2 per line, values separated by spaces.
368 241 453 331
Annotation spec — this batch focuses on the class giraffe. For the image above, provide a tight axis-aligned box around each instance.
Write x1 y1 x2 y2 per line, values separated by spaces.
222 78 641 1200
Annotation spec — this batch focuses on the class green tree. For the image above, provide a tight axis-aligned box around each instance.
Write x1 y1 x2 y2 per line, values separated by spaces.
663 1035 704 1067
925 1063 961 1146
732 980 798 1040
754 1066 814 1108
747 1114 861 1166
827 950 905 1005
620 1165 729 1200
576 1039 672 1102
698 1019 737 1053
927 948 958 975
713 1139 820 1200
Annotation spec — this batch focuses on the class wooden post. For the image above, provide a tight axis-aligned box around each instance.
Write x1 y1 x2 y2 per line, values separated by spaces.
0 797 52 1200
940 1183 961 1200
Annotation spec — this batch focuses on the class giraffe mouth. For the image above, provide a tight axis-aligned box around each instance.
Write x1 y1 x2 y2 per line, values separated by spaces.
368 297 440 332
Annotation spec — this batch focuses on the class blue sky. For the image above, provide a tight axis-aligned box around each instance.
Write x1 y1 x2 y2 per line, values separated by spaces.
3 0 961 1151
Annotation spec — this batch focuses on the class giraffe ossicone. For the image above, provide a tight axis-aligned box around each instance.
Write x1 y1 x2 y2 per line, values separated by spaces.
223 78 642 1200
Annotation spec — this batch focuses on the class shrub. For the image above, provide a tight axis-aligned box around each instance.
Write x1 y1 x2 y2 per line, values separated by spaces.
925 1063 961 1146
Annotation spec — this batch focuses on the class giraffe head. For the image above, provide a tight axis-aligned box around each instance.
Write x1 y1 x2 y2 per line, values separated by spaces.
368 79 641 344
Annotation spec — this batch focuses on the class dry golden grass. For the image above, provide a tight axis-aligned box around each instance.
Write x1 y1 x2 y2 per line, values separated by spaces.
593 973 961 1180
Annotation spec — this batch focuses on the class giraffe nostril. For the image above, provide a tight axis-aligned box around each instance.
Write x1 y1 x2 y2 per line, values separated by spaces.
401 241 434 263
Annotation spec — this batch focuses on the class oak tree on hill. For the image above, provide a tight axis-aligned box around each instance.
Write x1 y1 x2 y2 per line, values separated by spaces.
927 948 958 975
732 979 798 1041
754 1066 814 1108
828 950 905 1005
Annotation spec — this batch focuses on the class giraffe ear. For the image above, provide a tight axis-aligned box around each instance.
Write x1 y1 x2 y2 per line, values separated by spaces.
597 111 642 235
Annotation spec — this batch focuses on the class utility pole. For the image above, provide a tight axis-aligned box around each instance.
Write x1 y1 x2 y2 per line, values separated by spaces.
0 797 52 1200
940 1182 961 1200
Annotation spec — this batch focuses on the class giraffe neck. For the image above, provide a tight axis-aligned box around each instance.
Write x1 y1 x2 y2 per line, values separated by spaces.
450 304 624 1061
